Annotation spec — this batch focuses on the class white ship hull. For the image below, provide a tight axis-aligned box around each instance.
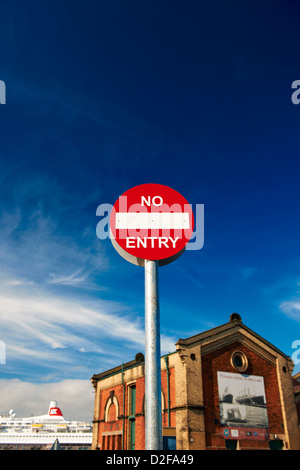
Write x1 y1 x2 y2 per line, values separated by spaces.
0 432 92 445
0 401 92 450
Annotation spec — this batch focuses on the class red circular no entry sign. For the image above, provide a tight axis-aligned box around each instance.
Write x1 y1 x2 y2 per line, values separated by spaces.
110 184 194 266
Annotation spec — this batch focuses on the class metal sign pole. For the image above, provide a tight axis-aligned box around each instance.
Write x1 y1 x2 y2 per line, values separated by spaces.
109 184 195 450
144 259 162 450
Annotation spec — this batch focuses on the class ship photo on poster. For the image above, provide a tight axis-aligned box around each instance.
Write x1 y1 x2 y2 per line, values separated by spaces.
217 371 269 441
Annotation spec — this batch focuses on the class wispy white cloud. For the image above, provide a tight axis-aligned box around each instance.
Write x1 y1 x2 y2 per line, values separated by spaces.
0 279 176 378
0 170 110 291
0 378 94 422
0 287 144 357
0 171 177 388
279 299 300 322
4 278 35 286
48 269 89 286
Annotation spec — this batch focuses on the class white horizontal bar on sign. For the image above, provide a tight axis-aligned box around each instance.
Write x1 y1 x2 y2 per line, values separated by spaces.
115 212 190 230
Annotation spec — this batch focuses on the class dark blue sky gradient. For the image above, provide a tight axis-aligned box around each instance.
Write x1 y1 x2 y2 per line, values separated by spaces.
0 0 300 388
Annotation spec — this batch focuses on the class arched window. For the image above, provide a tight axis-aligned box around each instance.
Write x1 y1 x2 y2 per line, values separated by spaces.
104 393 119 422
108 403 117 422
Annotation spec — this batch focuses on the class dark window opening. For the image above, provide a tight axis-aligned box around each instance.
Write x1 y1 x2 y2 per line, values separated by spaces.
233 354 243 368
225 439 237 450
269 439 283 450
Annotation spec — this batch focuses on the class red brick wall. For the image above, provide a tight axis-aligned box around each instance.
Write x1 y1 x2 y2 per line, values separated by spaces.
135 376 145 450
97 365 176 450
98 384 125 450
202 341 284 450
161 366 176 428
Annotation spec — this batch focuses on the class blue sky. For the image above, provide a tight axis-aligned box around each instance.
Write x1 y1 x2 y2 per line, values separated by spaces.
0 0 300 421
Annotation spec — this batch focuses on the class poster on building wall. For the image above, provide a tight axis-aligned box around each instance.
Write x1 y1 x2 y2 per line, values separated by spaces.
217 371 269 441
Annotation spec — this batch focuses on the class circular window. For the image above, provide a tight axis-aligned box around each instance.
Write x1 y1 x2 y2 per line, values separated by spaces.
231 351 248 372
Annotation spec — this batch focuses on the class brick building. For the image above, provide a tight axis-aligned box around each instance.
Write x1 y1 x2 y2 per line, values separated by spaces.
293 372 300 427
91 314 300 450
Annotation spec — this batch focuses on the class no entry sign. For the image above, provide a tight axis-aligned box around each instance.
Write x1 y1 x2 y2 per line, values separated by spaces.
110 183 194 265
108 183 195 449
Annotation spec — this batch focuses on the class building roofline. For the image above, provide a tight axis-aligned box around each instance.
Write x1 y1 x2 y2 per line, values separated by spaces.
176 316 291 361
91 351 176 385
91 315 292 386
91 355 143 384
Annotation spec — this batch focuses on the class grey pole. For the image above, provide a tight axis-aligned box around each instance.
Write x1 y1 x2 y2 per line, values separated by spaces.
144 259 162 450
